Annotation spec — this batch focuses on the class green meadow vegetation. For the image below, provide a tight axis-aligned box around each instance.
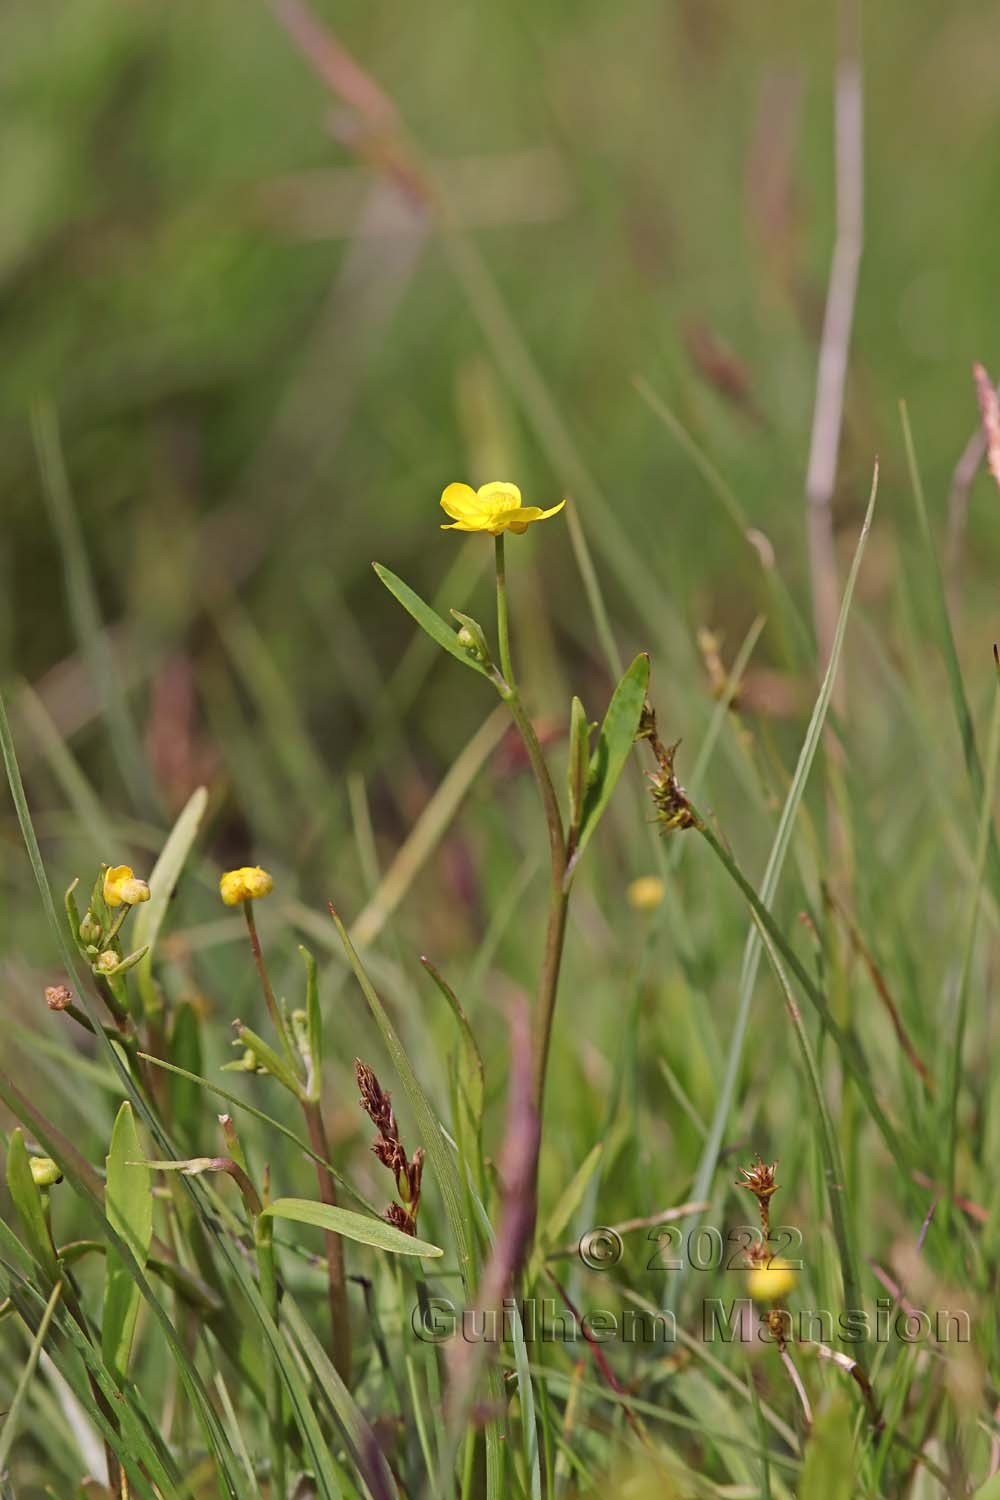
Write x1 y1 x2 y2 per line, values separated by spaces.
4 1 1000 1496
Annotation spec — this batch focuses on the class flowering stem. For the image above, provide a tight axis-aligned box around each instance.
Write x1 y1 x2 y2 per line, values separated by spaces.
241 901 299 1079
493 534 569 1116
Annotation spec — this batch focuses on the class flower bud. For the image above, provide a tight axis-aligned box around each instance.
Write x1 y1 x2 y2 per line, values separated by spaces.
748 1257 796 1304
29 1157 63 1188
79 910 102 945
450 609 493 666
95 950 119 974
219 866 274 906
45 984 73 1011
103 865 151 908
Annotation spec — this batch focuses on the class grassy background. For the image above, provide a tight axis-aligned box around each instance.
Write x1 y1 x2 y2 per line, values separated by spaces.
2 1 1000 1495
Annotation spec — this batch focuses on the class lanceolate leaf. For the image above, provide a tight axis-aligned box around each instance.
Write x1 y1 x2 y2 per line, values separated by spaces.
262 1198 443 1258
566 652 650 883
5 1130 59 1286
133 785 208 1015
103 1102 153 1382
374 562 491 677
566 694 591 834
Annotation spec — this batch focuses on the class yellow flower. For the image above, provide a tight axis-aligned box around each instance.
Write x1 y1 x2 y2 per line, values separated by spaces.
440 481 566 536
103 865 151 908
748 1257 797 1304
627 875 665 912
220 866 274 906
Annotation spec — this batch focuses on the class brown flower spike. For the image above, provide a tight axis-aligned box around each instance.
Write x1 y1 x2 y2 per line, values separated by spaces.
356 1059 425 1236
638 701 696 833
736 1156 780 1238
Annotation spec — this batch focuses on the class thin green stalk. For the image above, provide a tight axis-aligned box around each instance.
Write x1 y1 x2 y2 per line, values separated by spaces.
493 534 569 1115
242 901 300 1080
255 1217 286 1500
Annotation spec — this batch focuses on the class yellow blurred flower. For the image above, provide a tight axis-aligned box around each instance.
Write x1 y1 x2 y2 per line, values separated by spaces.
220 866 274 906
103 865 151 907
627 875 665 912
440 481 566 536
748 1257 797 1304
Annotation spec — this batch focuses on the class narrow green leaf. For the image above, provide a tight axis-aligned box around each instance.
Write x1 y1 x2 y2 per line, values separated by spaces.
540 1143 603 1253
133 785 208 1014
566 694 591 834
421 956 485 1140
103 1102 153 1382
263 1197 443 1257
5 1130 59 1285
374 562 491 677
567 653 650 882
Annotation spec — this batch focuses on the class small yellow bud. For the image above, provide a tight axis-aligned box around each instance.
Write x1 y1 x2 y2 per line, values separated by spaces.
220 866 274 906
747 1257 797 1304
95 950 119 973
29 1157 63 1188
103 865 151 908
627 875 665 912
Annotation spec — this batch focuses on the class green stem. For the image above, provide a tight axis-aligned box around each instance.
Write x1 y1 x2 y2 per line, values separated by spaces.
494 534 514 688
493 534 569 1117
242 901 301 1083
255 1217 286 1499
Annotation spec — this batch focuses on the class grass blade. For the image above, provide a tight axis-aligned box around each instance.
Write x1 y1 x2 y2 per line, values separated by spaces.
102 1102 153 1383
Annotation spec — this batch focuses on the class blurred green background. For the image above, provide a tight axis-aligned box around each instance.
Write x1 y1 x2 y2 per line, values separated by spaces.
4 0 999 694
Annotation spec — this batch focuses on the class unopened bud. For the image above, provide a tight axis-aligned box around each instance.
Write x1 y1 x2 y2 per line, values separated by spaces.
95 950 119 974
79 911 102 945
29 1157 63 1188
45 984 73 1011
450 609 492 666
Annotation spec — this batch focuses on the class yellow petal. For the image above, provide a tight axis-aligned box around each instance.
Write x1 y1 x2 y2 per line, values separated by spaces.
440 517 488 531
440 483 480 520
477 481 522 513
103 864 150 907
535 498 567 521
